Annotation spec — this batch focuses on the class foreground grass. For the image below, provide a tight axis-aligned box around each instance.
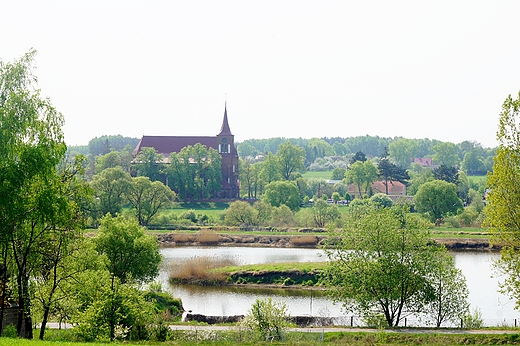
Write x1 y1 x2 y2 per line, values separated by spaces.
4 329 520 345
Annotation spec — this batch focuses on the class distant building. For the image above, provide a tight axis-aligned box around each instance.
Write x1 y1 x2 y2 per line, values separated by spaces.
348 180 407 198
414 157 434 167
132 105 239 198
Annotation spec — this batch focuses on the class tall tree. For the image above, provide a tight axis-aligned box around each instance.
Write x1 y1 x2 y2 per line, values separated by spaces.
126 176 176 226
277 141 306 180
89 167 132 219
433 164 459 184
322 206 441 327
433 142 460 167
346 160 378 197
0 50 83 338
414 180 463 223
262 181 301 212
377 147 409 194
133 147 165 182
388 138 418 168
486 91 520 308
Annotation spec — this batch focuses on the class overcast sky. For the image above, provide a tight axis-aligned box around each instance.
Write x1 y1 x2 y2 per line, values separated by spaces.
3 1 520 148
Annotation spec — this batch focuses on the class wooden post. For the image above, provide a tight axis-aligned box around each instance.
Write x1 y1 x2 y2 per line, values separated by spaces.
351 316 353 327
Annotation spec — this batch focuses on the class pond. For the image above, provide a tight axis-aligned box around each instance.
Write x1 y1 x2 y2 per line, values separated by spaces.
157 246 519 326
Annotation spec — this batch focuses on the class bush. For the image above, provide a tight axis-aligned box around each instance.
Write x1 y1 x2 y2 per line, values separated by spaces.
462 307 483 329
239 298 290 341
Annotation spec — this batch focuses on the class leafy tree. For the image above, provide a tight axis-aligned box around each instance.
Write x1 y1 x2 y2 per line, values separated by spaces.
166 144 222 200
95 215 161 285
270 205 296 227
346 160 378 197
253 201 273 226
239 298 289 341
262 181 301 212
377 148 409 194
224 200 258 226
369 193 393 208
311 199 341 228
90 167 132 218
126 176 177 226
134 147 165 182
486 91 520 309
433 164 459 184
407 168 434 196
331 167 347 180
331 191 341 204
88 135 139 157
258 152 283 184
277 141 306 180
332 142 348 156
0 50 85 338
461 149 484 174
350 150 367 164
433 142 459 167
388 138 418 168
423 251 469 327
414 180 463 223
321 206 441 327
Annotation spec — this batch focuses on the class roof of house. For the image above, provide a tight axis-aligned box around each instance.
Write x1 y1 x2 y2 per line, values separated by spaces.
348 180 406 195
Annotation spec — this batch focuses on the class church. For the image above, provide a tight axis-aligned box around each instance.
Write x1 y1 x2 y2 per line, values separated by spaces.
132 105 240 199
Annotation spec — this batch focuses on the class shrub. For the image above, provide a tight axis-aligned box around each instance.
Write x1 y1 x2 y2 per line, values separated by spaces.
239 298 290 341
462 307 483 329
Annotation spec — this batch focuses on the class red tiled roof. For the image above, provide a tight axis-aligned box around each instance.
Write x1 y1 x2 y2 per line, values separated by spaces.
348 180 406 196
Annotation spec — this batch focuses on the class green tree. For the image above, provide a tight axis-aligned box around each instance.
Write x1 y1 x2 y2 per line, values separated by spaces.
93 215 161 340
433 164 459 184
350 150 367 164
423 251 469 327
311 199 341 228
239 298 289 341
388 138 418 168
90 167 132 218
133 147 165 182
331 167 347 180
258 152 283 185
369 193 393 208
95 215 161 285
262 181 301 212
346 160 378 197
126 176 177 226
0 50 85 338
277 141 306 180
224 200 258 226
486 91 520 309
414 180 463 223
166 144 222 200
433 142 459 167
461 149 484 174
321 206 440 327
377 147 409 194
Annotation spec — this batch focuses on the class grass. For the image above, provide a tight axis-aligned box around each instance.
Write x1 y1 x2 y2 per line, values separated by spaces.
7 326 520 346
302 170 334 179
169 255 237 284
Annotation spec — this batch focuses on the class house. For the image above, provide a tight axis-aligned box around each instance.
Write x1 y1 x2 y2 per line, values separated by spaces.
132 105 239 199
348 180 407 199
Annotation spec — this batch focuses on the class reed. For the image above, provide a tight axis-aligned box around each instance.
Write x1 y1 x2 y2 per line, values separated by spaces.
195 230 221 245
169 255 236 284
289 235 318 247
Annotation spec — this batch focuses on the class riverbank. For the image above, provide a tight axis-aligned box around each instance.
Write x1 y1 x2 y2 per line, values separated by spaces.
157 233 496 251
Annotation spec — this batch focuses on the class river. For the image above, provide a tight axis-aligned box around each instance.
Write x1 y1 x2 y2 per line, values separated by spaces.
157 246 519 327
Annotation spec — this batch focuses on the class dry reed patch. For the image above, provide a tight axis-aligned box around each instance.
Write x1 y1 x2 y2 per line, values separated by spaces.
289 235 318 247
195 230 221 245
172 233 195 244
169 256 236 284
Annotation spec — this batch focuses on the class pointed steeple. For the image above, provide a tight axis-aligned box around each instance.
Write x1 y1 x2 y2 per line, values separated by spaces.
218 102 233 136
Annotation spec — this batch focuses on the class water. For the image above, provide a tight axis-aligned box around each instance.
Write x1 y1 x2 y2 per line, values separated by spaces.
158 246 520 326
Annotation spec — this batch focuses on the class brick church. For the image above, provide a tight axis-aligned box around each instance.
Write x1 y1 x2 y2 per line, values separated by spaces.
132 105 239 198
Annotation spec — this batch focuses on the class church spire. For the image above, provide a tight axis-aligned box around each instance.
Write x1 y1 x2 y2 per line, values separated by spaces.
218 102 233 136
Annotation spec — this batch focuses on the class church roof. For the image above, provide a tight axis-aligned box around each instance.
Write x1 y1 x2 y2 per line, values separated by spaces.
132 136 218 157
218 104 233 136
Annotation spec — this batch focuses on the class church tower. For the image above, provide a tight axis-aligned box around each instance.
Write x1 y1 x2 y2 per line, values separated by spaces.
216 104 239 198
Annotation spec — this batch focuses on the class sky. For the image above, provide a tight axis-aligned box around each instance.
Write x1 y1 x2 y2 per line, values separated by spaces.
3 1 520 148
